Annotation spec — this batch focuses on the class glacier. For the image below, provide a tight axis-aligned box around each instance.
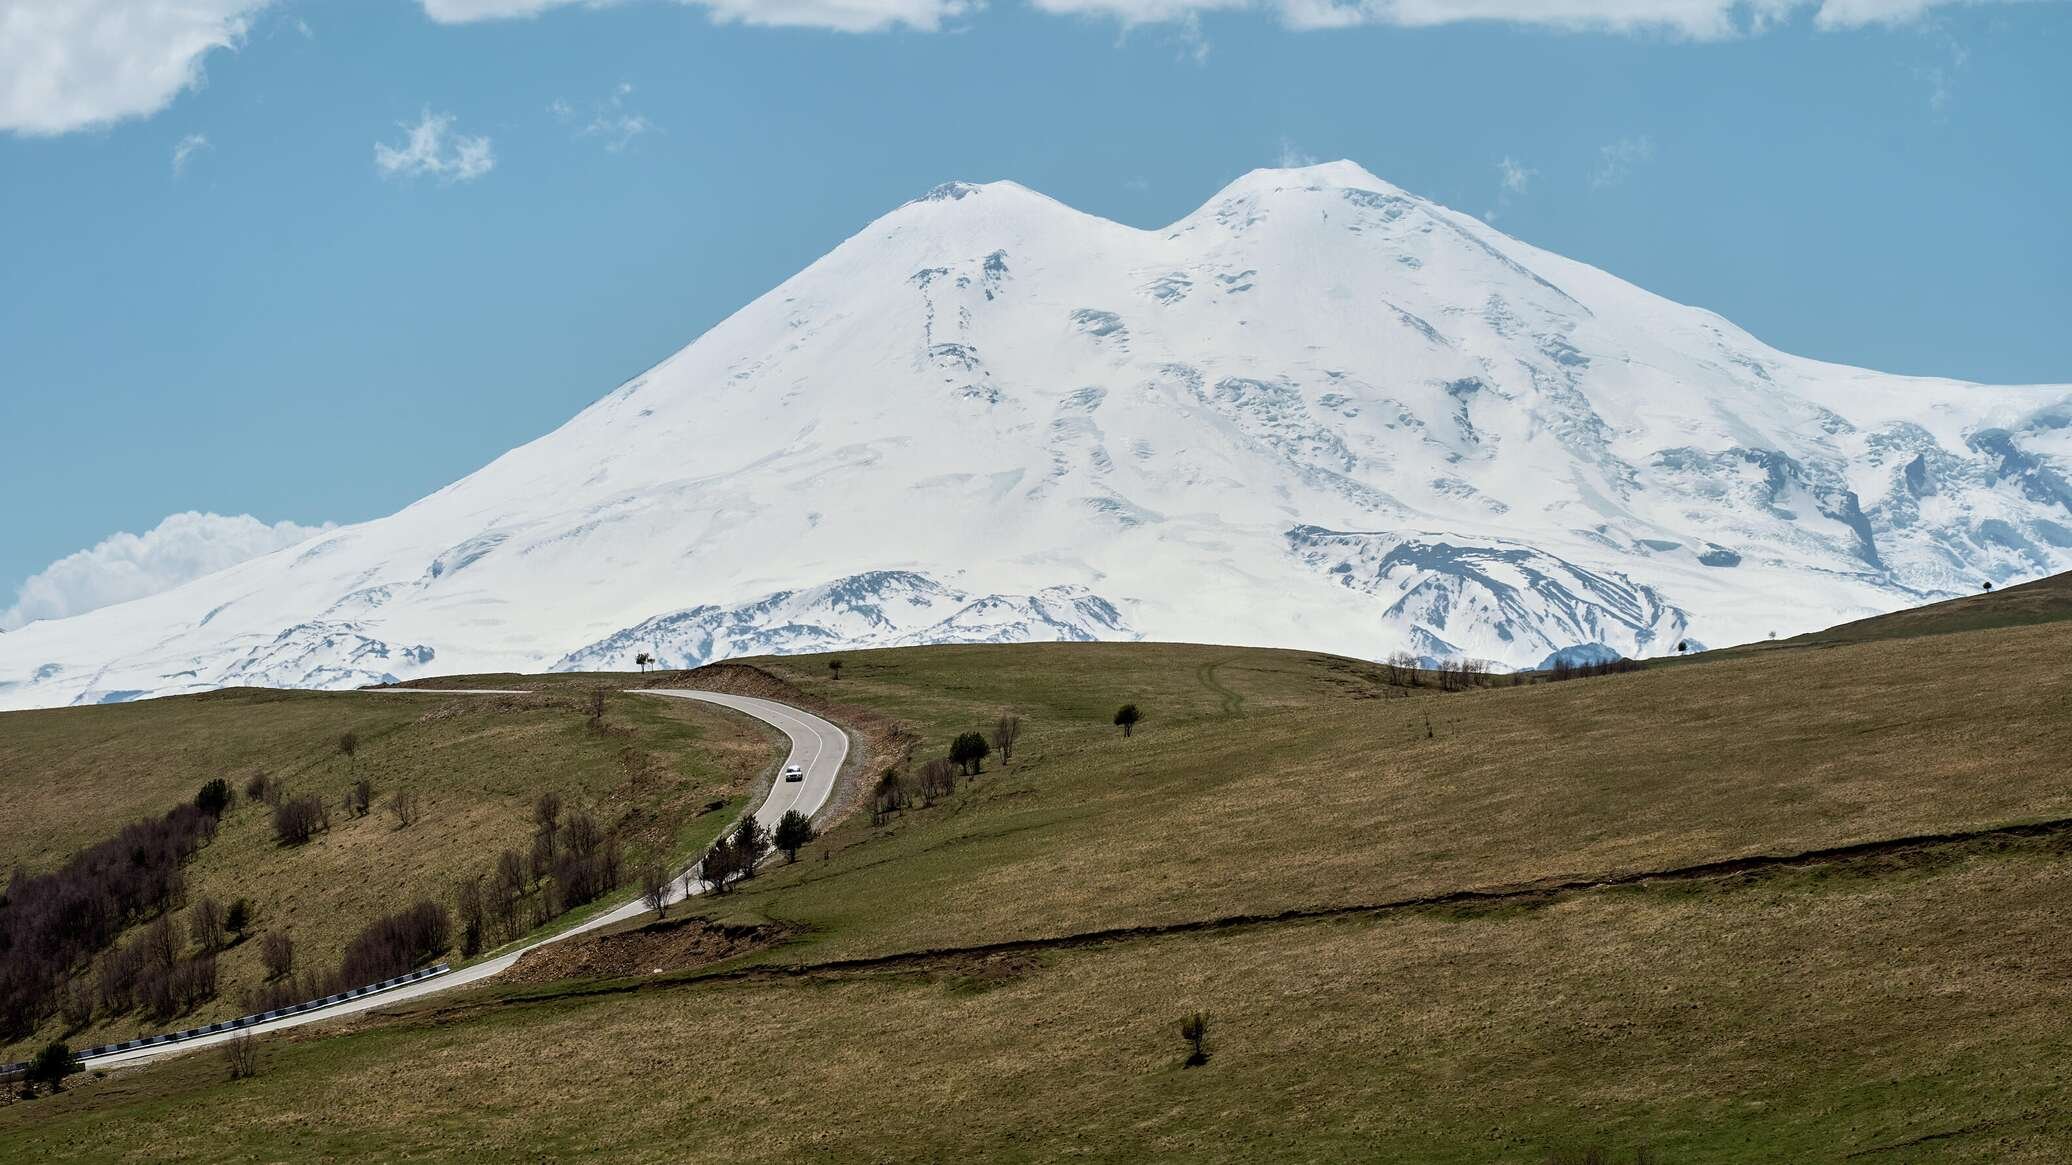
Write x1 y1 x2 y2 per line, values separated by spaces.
3 159 2067 709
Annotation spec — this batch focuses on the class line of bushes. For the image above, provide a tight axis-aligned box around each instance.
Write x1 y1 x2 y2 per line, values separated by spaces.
0 792 224 1039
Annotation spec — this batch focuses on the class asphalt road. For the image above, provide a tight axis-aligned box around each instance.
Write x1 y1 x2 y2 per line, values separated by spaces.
83 688 848 1070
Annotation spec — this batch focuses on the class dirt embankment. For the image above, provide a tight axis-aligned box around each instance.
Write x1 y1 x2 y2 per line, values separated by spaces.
504 916 795 985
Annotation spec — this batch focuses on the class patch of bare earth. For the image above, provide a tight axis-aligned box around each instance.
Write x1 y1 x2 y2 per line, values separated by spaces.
503 916 795 986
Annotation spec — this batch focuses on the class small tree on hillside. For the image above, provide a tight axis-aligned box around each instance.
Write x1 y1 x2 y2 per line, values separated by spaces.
338 731 359 778
1178 1012 1209 1067
992 714 1022 763
260 932 294 980
827 659 844 682
195 778 232 817
189 898 227 953
731 816 769 877
774 809 816 862
24 1041 81 1095
1114 704 1142 738
638 862 671 919
950 732 991 776
917 757 957 806
699 839 741 894
586 689 608 733
225 899 252 941
635 651 652 673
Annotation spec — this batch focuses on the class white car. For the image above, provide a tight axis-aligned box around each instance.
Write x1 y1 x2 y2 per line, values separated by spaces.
782 764 805 783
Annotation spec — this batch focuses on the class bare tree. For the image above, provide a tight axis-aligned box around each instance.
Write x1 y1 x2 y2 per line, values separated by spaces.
189 897 226 953
917 757 957 806
1179 1011 1209 1067
992 714 1022 763
455 876 487 956
345 776 373 817
271 794 330 845
260 932 295 980
638 863 671 919
387 790 420 828
222 1034 259 1081
534 791 563 848
338 730 359 777
586 689 607 733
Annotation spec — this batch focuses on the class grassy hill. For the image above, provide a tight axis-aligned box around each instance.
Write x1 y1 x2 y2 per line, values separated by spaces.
0 688 772 1060
4 589 2071 1160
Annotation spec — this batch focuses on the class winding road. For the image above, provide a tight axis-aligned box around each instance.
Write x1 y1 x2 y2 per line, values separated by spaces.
83 688 848 1070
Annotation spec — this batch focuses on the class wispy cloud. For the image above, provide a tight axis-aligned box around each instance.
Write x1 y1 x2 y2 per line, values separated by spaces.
172 132 212 177
1916 35 1969 117
374 109 495 183
1276 137 1319 168
1591 135 1654 189
551 81 654 151
1486 154 1534 221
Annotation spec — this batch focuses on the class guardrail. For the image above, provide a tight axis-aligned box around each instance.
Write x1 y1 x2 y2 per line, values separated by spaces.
0 962 452 1076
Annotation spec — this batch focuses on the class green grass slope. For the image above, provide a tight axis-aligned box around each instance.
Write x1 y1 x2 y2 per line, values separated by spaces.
5 603 2071 1160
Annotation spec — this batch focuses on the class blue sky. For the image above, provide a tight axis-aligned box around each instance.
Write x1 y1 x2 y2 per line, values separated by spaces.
1 0 2067 613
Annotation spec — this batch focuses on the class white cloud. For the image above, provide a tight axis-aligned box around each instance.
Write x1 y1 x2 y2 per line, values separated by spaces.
552 81 654 151
1591 134 1654 188
0 0 275 135
420 0 974 31
2 512 333 630
375 109 496 183
1498 155 1532 193
172 132 211 176
3 0 2048 138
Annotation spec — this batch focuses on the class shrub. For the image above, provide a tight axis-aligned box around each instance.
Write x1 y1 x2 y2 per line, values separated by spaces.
387 789 420 828
194 778 232 817
225 898 251 939
271 795 329 846
24 1041 81 1095
773 809 816 862
189 897 226 953
243 772 274 804
222 1033 260 1081
260 932 295 980
338 901 450 986
916 758 956 806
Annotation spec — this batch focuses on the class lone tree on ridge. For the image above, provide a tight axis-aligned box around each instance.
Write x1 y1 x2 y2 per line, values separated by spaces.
1114 704 1142 738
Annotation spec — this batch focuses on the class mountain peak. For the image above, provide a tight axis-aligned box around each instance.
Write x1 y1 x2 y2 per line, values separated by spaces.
1216 159 1407 197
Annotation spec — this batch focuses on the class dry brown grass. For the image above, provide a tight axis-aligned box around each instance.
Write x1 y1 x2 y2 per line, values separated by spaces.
6 837 2067 1162
0 689 775 1058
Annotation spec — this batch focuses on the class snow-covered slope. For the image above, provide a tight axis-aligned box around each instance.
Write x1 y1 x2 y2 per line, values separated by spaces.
5 161 2069 708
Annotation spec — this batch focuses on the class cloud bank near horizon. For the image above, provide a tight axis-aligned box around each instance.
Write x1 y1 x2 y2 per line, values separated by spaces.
2 512 334 631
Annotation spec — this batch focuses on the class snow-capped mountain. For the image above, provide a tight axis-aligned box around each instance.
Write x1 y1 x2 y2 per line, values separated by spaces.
5 160 2068 709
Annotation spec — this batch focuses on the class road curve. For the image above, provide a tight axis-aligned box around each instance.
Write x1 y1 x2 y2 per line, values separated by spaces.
85 688 847 1070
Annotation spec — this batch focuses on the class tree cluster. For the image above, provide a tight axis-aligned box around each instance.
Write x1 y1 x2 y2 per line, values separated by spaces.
270 794 331 846
1542 656 1645 683
0 795 219 1038
337 901 450 986
699 817 768 894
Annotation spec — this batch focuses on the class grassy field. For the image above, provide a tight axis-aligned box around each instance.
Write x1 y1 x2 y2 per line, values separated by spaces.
0 687 774 1059
4 584 2070 1160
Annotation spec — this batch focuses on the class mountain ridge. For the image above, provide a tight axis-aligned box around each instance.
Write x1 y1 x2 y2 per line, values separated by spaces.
4 160 2067 709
